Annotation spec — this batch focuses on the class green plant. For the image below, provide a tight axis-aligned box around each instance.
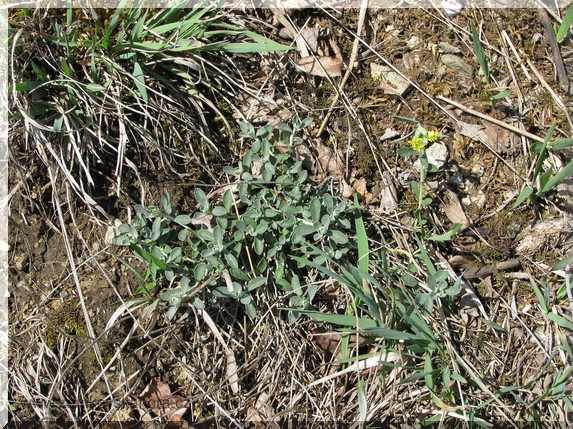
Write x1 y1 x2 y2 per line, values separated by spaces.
471 19 490 85
513 123 573 208
394 118 462 241
113 116 355 321
289 240 466 420
556 1 573 43
9 1 293 213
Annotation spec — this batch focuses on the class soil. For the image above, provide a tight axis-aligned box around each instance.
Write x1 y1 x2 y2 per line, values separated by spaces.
7 5 573 428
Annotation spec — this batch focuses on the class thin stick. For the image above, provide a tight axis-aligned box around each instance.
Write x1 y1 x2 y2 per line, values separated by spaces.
317 0 369 137
537 6 570 94
526 58 573 131
566 264 573 317
437 95 545 143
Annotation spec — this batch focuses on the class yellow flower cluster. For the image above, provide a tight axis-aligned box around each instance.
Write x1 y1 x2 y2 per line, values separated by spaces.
408 127 440 151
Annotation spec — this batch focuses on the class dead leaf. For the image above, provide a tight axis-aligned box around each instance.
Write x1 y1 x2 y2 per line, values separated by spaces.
279 27 323 55
441 54 474 78
455 120 517 154
312 139 346 181
352 177 371 202
449 255 477 271
481 119 515 153
371 171 399 212
377 80 404 96
443 202 471 228
245 392 276 429
340 179 354 199
296 55 343 77
138 379 188 426
371 63 411 96
455 121 485 140
225 348 240 394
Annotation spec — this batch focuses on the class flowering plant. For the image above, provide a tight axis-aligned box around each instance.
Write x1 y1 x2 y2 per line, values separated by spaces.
408 126 440 152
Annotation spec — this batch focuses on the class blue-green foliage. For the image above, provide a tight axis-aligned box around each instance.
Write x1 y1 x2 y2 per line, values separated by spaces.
113 115 354 321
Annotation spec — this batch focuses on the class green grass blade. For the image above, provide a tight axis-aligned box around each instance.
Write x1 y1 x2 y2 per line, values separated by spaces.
548 137 573 151
102 0 128 46
216 41 294 53
512 186 534 209
354 193 369 274
358 378 367 421
540 159 573 194
132 62 148 104
529 275 549 314
556 1 573 43
551 255 573 271
533 122 556 180
289 308 377 329
471 20 490 85
131 11 148 43
547 312 573 330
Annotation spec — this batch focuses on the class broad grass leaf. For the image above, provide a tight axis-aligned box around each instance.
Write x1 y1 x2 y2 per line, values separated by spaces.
471 20 490 84
291 309 376 329
540 159 573 194
512 186 534 208
547 312 573 330
354 193 369 273
219 41 294 53
85 83 106 93
552 137 573 153
362 327 421 341
10 81 43 92
556 1 573 43
399 370 436 385
132 62 148 104
551 255 573 271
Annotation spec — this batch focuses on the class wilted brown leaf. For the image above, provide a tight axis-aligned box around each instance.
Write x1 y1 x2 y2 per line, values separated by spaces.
352 177 372 202
138 379 188 426
245 392 276 429
443 202 471 228
481 119 514 153
296 55 343 77
313 139 346 181
455 119 517 154
225 348 240 394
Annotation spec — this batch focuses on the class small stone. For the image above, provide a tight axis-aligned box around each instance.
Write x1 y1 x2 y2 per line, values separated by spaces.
407 35 421 50
105 219 123 245
447 172 465 188
438 42 461 54
414 142 448 172
441 54 474 78
370 63 411 96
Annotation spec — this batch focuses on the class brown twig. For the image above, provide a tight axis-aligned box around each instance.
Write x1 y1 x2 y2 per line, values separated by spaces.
316 0 369 137
463 259 522 280
437 95 545 143
537 6 570 94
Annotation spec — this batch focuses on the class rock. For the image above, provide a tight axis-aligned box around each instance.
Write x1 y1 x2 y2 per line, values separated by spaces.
438 42 461 54
441 54 474 78
414 142 448 172
370 63 411 96
407 35 421 50
105 219 123 245
447 172 465 188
